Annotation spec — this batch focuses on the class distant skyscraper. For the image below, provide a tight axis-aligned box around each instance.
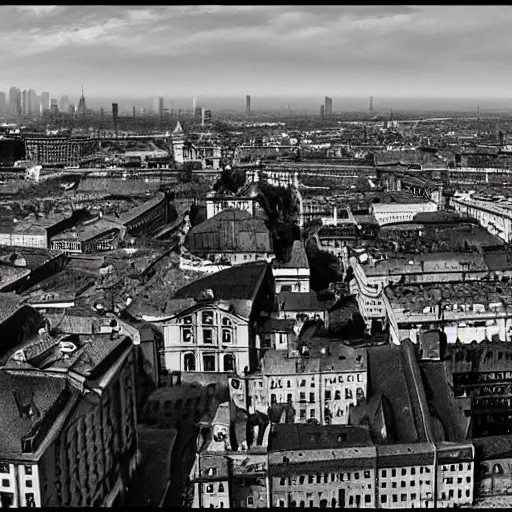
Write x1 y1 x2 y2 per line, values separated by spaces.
152 96 164 116
0 92 6 114
369 96 374 112
192 97 197 112
132 106 136 118
40 92 50 113
245 95 251 114
28 89 37 116
50 98 58 116
112 103 119 137
77 85 86 115
159 97 164 119
59 95 69 113
194 106 202 123
21 89 28 115
324 96 333 116
320 105 325 119
202 108 212 127
9 87 21 116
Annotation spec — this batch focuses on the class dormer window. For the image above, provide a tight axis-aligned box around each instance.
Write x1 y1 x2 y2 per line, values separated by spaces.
183 315 192 325
202 311 214 325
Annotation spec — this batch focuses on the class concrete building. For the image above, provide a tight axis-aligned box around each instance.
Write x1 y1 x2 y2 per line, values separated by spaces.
205 184 265 221
40 92 50 113
246 95 251 114
24 137 97 167
324 96 333 117
370 200 438 226
9 87 21 116
272 240 310 294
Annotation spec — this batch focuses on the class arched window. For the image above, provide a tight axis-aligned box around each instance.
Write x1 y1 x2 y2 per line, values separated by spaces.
224 354 235 372
184 353 196 371
493 464 504 475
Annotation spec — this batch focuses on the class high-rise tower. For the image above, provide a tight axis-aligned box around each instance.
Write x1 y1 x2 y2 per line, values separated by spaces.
324 96 333 116
77 85 86 115
369 96 374 112
245 95 251 114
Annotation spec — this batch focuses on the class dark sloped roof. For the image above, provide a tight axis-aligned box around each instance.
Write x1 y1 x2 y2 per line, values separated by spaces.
274 240 309 269
128 428 177 507
0 292 25 324
367 344 421 444
0 371 69 457
185 208 271 253
473 436 512 461
269 423 373 452
278 291 333 312
118 192 166 225
174 260 270 303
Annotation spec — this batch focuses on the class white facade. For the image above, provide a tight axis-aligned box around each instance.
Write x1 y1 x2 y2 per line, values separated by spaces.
273 267 310 294
0 462 40 507
247 369 367 425
0 232 47 249
205 197 260 220
154 304 251 376
370 202 438 226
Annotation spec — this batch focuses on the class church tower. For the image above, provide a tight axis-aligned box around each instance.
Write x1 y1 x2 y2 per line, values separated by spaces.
171 121 185 164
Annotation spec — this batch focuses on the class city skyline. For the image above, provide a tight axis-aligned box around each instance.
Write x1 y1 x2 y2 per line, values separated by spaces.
1 5 512 100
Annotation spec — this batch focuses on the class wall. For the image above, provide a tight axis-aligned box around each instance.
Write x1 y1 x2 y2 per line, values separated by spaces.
161 306 251 376
0 232 47 248
478 458 512 497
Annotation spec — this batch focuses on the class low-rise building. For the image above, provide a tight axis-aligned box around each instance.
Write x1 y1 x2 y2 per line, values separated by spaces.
185 208 273 265
384 281 512 345
275 290 334 326
247 340 367 426
272 240 310 293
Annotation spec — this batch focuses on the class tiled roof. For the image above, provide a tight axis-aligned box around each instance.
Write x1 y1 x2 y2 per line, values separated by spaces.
274 241 309 269
185 208 271 254
269 423 373 452
367 344 423 444
0 292 25 324
119 192 166 226
473 435 512 461
174 260 269 303
277 291 333 312
0 371 70 457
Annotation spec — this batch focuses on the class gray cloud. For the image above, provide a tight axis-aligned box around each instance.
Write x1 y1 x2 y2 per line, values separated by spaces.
1 6 512 99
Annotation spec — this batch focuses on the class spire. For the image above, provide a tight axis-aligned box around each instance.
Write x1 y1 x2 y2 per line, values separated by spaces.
172 120 184 136
81 84 84 98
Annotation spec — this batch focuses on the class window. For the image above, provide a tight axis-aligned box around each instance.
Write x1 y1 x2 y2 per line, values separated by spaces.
401 468 406 476
457 477 462 484
458 489 462 499
204 484 214 494
223 354 235 372
392 495 398 503
202 311 214 324
309 409 315 418
411 467 416 475
203 354 216 372
222 329 232 344
271 394 277 404
335 390 341 400
445 477 453 484
0 465 8 475
355 472 360 480
299 476 305 484
325 390 332 400
184 353 196 371
381 495 387 504
466 489 471 497
1 480 8 487
300 409 306 419
345 388 353 400
203 328 213 344
24 493 35 507
466 477 471 483
300 501 305 508
181 325 194 344
450 465 455 472
382 482 387 489
287 394 293 403
392 482 397 489
300 392 306 401
448 490 454 499
364 470 370 479
24 466 32 476
365 495 371 504
316 474 321 483
25 480 32 488
308 475 314 483
401 494 407 502
382 470 387 478
411 493 417 500
280 478 287 486
222 317 232 327
392 469 396 478
183 315 192 324
309 393 315 403
401 481 406 488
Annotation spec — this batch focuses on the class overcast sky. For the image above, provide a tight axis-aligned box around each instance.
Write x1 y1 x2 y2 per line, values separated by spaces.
1 5 512 101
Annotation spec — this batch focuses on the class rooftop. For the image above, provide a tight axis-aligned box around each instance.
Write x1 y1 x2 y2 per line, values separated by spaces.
260 342 367 375
277 290 334 313
386 280 512 313
269 423 373 452
54 217 122 242
0 292 25 323
273 240 309 269
128 428 177 507
185 208 271 254
118 191 166 226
